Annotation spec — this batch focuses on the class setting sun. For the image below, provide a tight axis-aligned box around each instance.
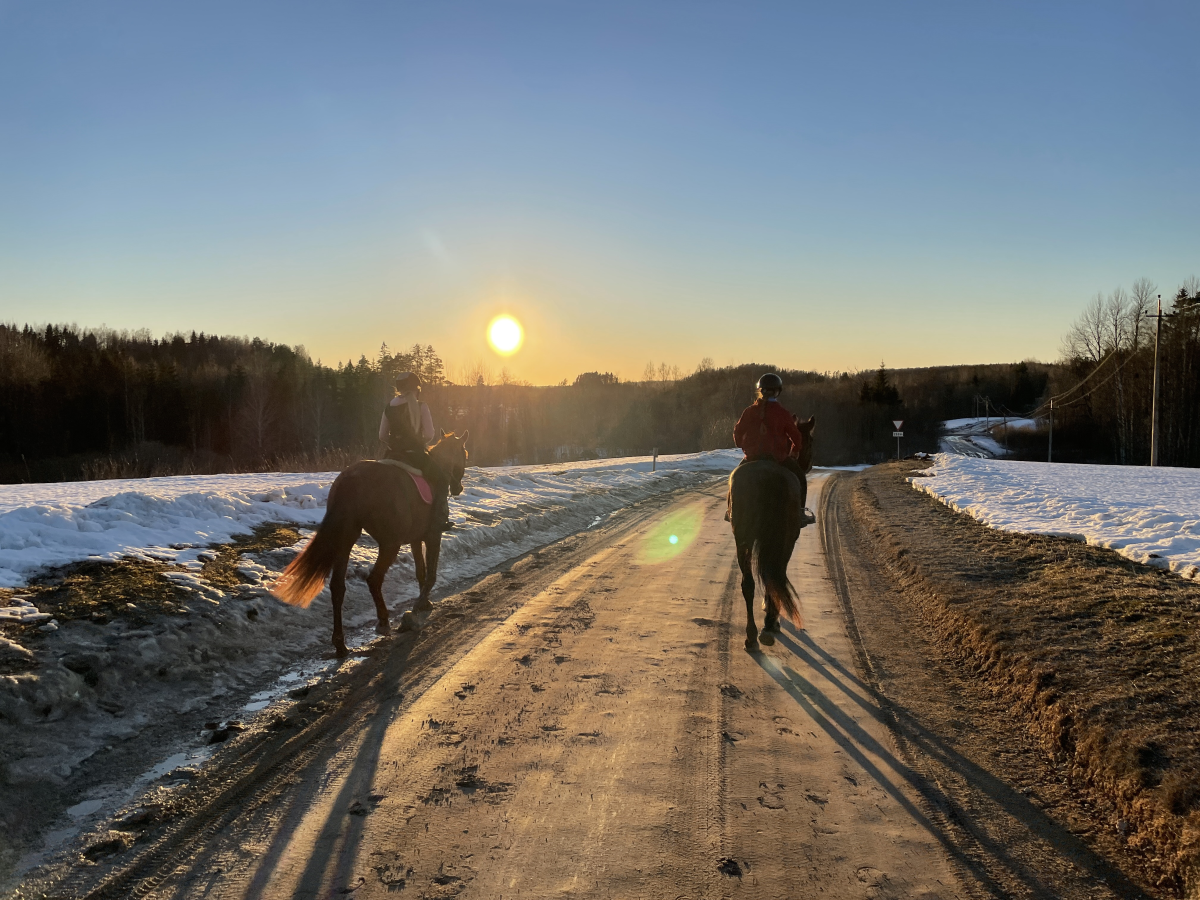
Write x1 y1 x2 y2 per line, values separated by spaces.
487 315 523 355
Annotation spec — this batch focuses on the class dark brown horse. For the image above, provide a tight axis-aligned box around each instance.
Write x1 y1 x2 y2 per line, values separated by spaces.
271 432 469 657
728 416 814 652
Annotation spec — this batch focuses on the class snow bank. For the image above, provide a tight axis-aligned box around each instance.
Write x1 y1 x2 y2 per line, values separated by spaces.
910 454 1200 580
0 452 741 589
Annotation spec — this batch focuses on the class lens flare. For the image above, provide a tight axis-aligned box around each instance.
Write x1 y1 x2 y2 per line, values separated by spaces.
638 504 704 564
487 315 523 355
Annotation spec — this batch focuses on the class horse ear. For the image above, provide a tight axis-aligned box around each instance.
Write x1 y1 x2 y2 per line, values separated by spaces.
460 429 469 445
806 415 815 429
440 428 449 437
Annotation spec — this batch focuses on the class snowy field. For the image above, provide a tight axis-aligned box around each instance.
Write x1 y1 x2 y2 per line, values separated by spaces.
0 451 742 589
910 454 1200 581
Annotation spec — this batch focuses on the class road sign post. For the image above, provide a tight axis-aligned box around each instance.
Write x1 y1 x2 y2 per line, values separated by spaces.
892 421 904 460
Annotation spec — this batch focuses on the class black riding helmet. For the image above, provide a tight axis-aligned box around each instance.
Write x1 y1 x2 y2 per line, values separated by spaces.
756 372 783 394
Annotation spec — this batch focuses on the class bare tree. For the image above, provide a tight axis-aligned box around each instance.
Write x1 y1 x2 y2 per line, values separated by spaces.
1102 287 1132 352
0 328 51 386
460 360 494 387
1130 277 1158 348
237 357 277 462
1062 293 1107 362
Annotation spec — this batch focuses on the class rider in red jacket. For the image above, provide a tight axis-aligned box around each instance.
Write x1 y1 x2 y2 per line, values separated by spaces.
727 373 812 521
733 373 808 477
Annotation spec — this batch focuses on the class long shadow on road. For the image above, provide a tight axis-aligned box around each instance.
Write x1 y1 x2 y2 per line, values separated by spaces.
753 626 1151 900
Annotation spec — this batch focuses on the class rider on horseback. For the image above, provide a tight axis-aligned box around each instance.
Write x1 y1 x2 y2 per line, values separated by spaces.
726 373 813 522
733 373 809 481
379 372 452 531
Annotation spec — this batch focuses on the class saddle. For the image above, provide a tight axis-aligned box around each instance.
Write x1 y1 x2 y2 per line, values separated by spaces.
731 458 815 527
371 458 433 505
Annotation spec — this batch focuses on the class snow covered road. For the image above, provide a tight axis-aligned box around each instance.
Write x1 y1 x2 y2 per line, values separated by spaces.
910 454 1200 580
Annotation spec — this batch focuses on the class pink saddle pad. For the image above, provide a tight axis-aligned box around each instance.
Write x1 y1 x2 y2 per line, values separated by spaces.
409 472 433 505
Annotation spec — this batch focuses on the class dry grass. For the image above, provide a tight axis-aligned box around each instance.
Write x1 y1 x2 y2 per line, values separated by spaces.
852 462 1200 896
1 524 304 664
198 524 302 591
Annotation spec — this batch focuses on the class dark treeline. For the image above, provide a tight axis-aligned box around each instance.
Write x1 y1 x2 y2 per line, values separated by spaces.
1 321 1071 482
0 326 448 482
1038 278 1200 466
5 278 1196 484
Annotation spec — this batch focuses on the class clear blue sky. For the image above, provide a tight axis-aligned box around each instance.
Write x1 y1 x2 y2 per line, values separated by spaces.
1 1 1196 383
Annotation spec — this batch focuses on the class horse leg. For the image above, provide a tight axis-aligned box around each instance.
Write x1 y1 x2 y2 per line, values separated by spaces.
420 536 442 607
738 543 759 653
763 525 788 637
764 602 781 636
330 546 354 658
412 541 433 612
368 542 400 636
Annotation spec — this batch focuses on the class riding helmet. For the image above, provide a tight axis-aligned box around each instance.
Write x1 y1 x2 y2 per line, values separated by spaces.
394 371 423 392
756 372 783 394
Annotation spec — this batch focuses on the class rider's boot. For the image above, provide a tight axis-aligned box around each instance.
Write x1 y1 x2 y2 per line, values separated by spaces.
432 489 452 532
782 457 816 527
422 460 453 532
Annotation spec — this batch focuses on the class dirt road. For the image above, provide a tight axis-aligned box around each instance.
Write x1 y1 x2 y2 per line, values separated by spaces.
44 475 945 900
22 470 1161 900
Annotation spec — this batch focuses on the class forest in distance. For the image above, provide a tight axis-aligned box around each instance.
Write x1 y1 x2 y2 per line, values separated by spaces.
0 278 1196 483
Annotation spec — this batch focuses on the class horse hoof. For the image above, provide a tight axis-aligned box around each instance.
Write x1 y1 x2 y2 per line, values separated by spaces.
335 644 350 659
398 611 418 633
414 597 434 613
376 620 391 636
759 630 776 647
764 620 781 634
745 639 760 653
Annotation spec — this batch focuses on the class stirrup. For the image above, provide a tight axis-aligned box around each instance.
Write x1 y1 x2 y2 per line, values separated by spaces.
801 507 816 527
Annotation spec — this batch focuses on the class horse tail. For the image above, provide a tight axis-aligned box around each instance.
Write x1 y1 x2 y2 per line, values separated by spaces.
271 480 354 609
753 526 801 625
744 472 802 626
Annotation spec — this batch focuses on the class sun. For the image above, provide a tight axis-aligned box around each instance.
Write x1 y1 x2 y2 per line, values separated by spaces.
487 315 523 356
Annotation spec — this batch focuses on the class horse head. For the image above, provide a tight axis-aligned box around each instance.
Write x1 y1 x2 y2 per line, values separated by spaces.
796 415 815 473
430 429 470 495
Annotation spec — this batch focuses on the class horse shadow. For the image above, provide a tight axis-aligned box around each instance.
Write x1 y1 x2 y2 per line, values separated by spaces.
750 623 1151 900
174 634 417 897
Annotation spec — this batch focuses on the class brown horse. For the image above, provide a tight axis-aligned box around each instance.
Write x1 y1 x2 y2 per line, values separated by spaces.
728 416 814 652
271 431 469 657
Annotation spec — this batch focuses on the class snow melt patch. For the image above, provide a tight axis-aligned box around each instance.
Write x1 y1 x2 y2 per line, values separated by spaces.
910 454 1200 580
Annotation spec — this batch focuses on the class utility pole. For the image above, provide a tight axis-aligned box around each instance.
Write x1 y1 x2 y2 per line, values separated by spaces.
1047 399 1054 463
1151 294 1163 467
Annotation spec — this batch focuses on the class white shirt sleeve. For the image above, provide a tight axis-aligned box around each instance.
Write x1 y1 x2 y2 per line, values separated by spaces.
378 411 390 444
420 403 436 444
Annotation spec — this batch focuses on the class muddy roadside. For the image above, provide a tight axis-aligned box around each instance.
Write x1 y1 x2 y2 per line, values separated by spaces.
832 461 1200 898
0 524 378 886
